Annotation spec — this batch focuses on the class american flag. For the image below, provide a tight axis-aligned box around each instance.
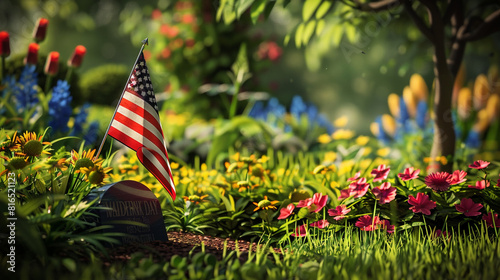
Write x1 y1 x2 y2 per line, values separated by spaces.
108 52 176 199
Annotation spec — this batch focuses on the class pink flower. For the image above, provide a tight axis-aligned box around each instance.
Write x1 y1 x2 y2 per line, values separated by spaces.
328 205 351 221
297 198 312 208
408 193 436 215
348 171 361 182
469 160 490 169
455 198 483 217
310 219 329 229
297 193 328 213
291 224 307 237
379 219 395 233
497 175 500 187
338 189 352 200
468 180 490 190
349 177 370 198
424 172 451 192
398 167 420 181
277 203 295 220
448 170 467 185
372 182 397 204
310 193 328 213
355 215 380 231
482 213 500 228
371 164 390 182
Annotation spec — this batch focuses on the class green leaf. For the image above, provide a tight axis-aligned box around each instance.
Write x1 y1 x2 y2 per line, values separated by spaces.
237 0 255 19
315 1 332 19
295 23 305 47
250 0 266 24
331 25 344 47
303 0 323 21
315 19 325 36
302 20 316 45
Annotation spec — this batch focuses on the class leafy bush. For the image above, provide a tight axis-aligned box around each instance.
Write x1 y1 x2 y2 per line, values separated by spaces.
79 64 130 105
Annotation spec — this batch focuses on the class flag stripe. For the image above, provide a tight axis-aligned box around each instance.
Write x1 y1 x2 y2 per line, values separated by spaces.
118 91 164 134
108 120 170 170
107 52 176 199
112 111 166 153
137 148 175 197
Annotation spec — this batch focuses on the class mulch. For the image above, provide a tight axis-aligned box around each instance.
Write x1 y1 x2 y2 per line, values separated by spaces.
102 232 277 265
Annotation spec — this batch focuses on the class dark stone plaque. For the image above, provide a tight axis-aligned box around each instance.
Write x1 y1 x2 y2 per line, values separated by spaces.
86 180 168 244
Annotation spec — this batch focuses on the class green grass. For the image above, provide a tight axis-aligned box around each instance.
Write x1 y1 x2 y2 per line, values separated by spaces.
9 226 500 280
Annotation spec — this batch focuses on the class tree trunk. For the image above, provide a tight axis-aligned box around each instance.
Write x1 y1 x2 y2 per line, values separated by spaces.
428 16 456 173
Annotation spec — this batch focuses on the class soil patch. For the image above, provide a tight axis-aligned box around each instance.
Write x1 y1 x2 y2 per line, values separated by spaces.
103 232 275 265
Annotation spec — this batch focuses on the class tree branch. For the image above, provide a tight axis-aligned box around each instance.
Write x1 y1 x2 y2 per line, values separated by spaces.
349 0 402 12
447 0 465 77
404 0 434 42
459 9 500 41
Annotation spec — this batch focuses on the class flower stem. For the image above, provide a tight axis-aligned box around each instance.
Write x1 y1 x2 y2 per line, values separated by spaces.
45 74 53 94
0 56 5 85
65 67 73 82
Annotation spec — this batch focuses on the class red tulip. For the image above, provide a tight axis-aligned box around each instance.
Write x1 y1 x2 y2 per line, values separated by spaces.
25 43 40 65
44 51 59 75
33 18 49 43
0 31 10 57
67 45 86 68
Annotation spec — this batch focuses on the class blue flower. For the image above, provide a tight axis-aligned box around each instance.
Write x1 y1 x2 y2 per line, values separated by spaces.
84 121 100 144
465 130 481 149
248 101 266 120
415 101 428 129
267 98 286 118
398 98 409 124
290 95 306 119
375 115 390 144
71 103 90 136
12 65 39 112
48 80 73 133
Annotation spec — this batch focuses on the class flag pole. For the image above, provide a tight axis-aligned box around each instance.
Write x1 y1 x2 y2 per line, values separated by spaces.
95 38 149 159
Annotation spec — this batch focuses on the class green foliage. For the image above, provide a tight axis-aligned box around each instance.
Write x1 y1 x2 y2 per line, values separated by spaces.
79 64 129 105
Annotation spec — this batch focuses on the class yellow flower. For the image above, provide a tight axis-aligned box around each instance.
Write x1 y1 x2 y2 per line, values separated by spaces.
313 164 335 175
81 164 112 186
474 74 490 110
370 122 380 137
170 162 179 169
403 86 417 118
17 132 51 157
410 73 429 101
377 147 391 157
252 196 279 212
183 194 209 205
473 109 490 133
0 131 20 153
362 147 372 156
71 149 103 173
381 114 396 138
355 136 370 146
323 151 337 163
332 129 355 140
457 88 472 120
317 133 331 144
387 93 401 118
485 94 500 121
339 159 355 175
334 116 348 128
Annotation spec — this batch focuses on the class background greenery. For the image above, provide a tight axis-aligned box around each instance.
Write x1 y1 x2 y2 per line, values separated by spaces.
2 0 498 134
